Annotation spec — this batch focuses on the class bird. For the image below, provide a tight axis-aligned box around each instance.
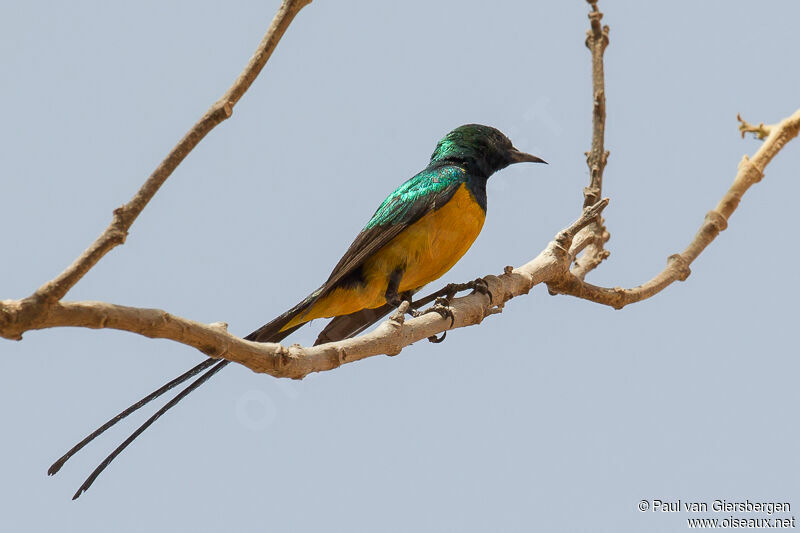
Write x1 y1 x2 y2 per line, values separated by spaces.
48 124 546 498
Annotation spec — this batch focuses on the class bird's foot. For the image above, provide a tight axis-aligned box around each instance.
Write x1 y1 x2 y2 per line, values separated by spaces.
402 279 492 344
424 297 455 325
423 297 455 343
426 277 492 304
468 277 492 304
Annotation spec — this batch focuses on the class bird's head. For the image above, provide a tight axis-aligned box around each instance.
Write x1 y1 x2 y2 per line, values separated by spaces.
429 124 546 177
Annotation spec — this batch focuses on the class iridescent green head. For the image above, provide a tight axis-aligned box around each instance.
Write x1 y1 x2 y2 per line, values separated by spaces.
430 124 546 177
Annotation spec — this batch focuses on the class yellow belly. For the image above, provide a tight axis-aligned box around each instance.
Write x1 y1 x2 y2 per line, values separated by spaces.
285 183 485 328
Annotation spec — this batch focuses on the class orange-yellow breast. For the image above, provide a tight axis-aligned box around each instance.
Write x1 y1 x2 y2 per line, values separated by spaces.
284 183 485 329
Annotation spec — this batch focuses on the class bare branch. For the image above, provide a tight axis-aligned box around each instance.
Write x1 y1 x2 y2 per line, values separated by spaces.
0 0 312 340
10 201 608 379
550 108 800 308
738 113 772 140
573 0 612 280
1 0 797 394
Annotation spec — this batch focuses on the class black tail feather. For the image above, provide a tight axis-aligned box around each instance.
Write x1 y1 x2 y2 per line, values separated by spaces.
56 281 421 498
47 358 218 476
71 359 229 499
52 290 320 497
245 288 321 342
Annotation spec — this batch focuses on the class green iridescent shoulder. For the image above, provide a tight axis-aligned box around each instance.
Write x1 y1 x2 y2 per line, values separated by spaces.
364 165 467 229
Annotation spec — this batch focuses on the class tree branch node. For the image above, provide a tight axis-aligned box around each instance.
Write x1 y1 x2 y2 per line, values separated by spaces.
667 254 692 281
704 210 728 233
738 113 772 140
593 89 605 114
584 185 600 204
738 154 765 183
390 300 410 326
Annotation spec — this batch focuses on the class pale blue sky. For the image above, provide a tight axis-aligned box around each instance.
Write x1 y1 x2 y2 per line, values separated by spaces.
2 1 799 531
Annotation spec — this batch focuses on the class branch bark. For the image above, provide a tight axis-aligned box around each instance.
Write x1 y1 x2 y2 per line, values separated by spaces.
13 201 607 380
1 1 798 386
0 0 311 340
572 0 611 280
548 108 800 308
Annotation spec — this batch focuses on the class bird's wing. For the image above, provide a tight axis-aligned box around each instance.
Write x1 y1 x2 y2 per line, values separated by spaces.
318 165 467 295
248 165 467 343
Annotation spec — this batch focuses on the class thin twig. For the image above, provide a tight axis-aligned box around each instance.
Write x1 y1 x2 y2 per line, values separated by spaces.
572 0 612 280
549 108 800 308
738 113 772 140
0 0 312 340
0 0 797 409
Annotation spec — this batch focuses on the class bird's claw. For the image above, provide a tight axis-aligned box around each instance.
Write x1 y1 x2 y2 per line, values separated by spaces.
424 297 455 327
413 278 492 345
469 277 492 304
427 331 447 343
423 298 454 343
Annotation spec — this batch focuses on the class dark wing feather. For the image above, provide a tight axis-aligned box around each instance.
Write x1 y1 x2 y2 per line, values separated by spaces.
313 303 396 345
317 167 466 298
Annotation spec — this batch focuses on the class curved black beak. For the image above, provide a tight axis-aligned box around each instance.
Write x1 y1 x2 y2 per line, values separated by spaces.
508 147 547 165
